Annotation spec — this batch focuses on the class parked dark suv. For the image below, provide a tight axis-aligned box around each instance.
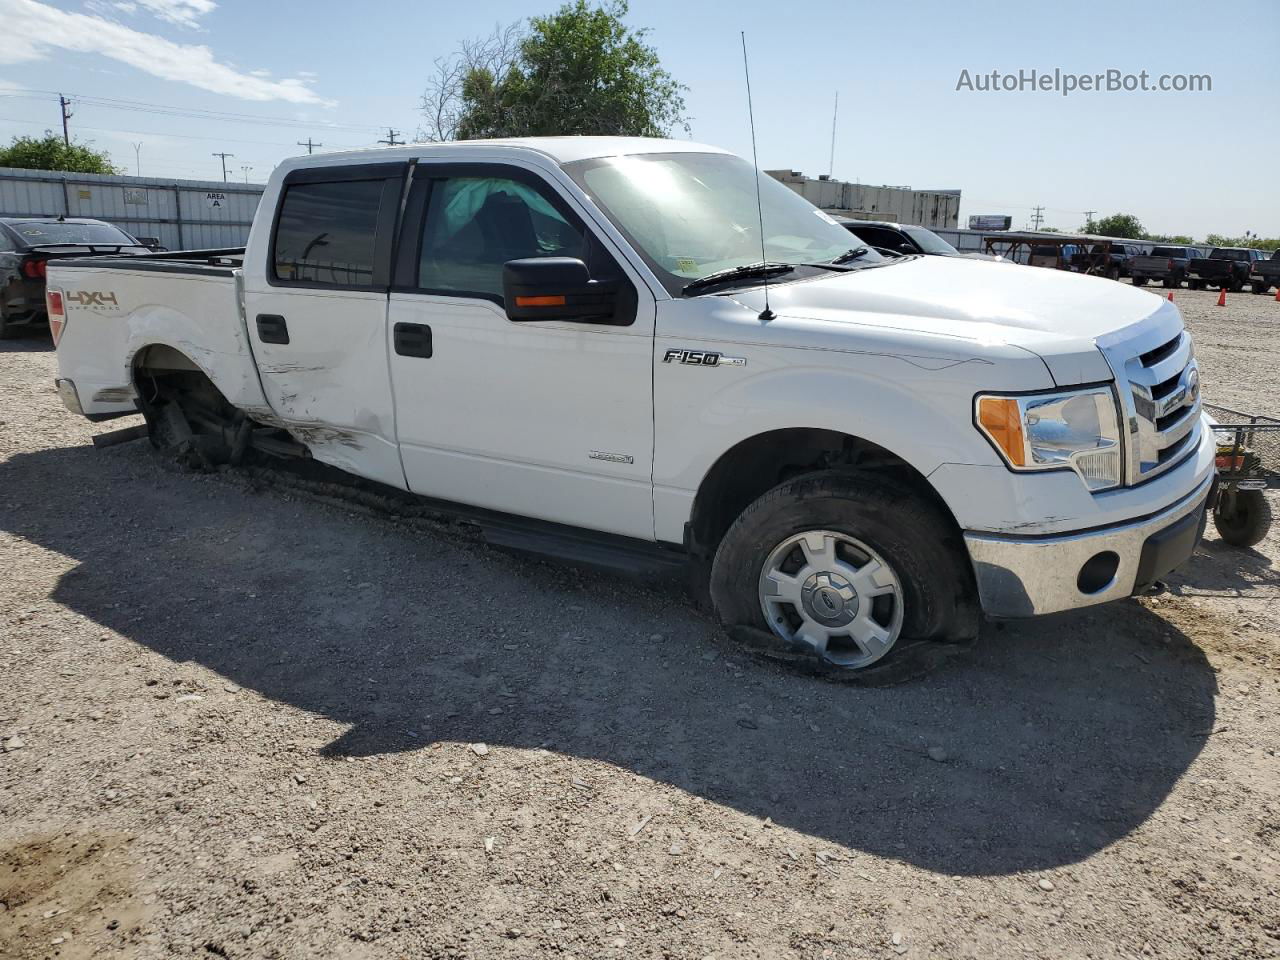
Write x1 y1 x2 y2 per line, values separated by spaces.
0 217 150 338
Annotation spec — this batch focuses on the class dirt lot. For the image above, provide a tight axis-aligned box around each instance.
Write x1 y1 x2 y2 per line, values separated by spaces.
1 284 1278 960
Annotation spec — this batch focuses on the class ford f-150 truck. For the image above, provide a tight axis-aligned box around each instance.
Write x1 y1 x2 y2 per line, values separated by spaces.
1248 249 1280 295
48 138 1215 673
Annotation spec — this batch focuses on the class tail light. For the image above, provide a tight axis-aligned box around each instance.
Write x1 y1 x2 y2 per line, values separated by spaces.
20 257 47 279
1167 259 1174 270
46 289 66 345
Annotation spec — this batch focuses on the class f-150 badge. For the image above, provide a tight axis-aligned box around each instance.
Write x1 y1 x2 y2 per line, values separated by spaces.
662 349 746 367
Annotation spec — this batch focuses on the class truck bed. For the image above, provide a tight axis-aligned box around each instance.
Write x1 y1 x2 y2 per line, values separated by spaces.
49 249 269 420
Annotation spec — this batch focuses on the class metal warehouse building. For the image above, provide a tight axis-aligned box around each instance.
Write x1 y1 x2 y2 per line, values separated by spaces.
767 170 961 230
0 167 264 250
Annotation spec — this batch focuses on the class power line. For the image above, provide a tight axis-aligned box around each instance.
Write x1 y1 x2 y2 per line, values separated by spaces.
212 151 234 182
1030 205 1045 230
297 137 323 154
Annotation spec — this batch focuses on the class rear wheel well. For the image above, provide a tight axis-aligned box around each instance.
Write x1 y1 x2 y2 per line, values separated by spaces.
687 428 957 558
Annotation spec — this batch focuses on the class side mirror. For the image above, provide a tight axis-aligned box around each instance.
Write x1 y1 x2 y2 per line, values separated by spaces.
898 242 916 254
502 257 619 323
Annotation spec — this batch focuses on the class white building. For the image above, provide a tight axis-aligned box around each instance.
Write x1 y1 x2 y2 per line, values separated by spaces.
767 170 961 230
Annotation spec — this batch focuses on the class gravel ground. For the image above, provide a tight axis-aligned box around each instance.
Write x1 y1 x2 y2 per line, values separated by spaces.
1 283 1278 960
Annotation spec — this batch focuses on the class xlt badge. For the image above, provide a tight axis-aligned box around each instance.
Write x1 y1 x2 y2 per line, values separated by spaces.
662 348 746 367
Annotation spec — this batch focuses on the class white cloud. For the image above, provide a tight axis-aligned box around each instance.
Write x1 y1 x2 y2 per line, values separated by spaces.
0 0 331 105
119 0 218 28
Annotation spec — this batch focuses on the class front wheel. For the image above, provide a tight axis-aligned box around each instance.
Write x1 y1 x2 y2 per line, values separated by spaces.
708 472 975 672
1213 489 1272 548
1106 265 1121 281
1132 276 1147 287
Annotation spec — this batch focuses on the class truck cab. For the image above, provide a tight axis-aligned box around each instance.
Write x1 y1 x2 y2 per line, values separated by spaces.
49 138 1217 674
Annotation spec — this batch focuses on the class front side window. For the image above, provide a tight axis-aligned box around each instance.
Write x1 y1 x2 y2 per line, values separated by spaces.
565 151 877 295
417 177 586 298
273 179 385 286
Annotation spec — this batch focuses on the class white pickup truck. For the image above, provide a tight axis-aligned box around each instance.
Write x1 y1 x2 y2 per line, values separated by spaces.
49 137 1215 673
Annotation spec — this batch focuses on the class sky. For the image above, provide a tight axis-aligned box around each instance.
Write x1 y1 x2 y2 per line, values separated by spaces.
0 0 1275 240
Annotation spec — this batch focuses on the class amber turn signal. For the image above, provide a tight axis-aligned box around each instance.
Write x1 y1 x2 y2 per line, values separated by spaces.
514 295 566 307
977 396 1026 467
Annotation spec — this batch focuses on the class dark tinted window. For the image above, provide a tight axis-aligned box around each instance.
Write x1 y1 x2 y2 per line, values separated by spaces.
1150 246 1188 257
848 225 908 250
11 220 134 245
417 176 586 299
273 180 385 286
1209 248 1250 259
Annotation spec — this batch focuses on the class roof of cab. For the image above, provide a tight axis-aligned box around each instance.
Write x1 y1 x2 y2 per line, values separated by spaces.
278 136 730 174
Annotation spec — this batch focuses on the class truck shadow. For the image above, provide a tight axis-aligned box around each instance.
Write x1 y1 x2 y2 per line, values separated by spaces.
0 440 1218 878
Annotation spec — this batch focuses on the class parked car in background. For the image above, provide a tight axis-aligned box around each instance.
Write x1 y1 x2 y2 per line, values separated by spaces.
1187 247 1269 293
1247 249 1280 295
1131 246 1198 289
1029 243 1082 270
1069 243 1142 280
0 217 151 338
839 219 1001 261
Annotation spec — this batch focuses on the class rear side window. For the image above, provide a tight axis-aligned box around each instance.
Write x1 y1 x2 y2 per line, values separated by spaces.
272 179 386 287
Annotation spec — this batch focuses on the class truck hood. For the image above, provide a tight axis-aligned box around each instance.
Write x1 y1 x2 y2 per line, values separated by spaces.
729 255 1179 386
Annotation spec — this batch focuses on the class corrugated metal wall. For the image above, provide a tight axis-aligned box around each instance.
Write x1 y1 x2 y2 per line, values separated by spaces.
0 167 264 250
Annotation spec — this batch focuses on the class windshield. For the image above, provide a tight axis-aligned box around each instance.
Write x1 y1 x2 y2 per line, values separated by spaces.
903 226 958 255
9 220 135 246
563 151 881 295
1209 248 1249 259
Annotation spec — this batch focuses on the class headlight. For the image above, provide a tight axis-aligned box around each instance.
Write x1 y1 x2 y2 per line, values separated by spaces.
976 387 1123 491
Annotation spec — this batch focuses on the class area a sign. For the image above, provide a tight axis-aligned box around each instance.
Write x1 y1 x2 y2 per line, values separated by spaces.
205 191 228 209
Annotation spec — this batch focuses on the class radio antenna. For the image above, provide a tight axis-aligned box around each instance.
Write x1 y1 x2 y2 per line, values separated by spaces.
741 31 775 322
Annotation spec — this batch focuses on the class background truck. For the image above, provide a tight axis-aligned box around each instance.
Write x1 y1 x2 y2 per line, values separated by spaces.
1187 247 1270 292
1069 242 1142 280
1130 245 1198 289
1248 249 1280 295
47 137 1216 674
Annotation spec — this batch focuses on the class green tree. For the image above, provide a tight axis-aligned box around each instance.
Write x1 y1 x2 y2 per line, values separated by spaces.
1146 233 1194 245
0 134 119 174
422 1 687 141
1084 213 1146 239
1205 233 1278 251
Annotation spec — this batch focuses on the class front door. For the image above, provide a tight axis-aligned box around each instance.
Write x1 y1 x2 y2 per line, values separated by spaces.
243 162 407 488
386 161 656 540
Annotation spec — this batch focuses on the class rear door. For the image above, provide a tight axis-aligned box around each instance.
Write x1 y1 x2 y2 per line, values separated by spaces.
242 163 408 488
385 161 656 540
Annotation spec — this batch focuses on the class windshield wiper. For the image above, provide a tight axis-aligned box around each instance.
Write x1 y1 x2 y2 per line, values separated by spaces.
683 261 797 294
830 246 872 265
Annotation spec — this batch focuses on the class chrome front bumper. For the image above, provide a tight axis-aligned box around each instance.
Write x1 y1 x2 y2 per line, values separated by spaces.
964 470 1214 618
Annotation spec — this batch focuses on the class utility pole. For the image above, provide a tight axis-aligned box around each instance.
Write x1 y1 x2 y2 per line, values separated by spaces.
296 137 323 154
59 94 73 147
1030 205 1045 231
212 152 234 182
828 91 838 177
377 128 403 146
241 165 253 183
1083 209 1097 230
132 142 142 177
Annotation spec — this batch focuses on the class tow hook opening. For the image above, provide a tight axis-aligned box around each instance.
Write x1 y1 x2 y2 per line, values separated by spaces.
1076 551 1120 594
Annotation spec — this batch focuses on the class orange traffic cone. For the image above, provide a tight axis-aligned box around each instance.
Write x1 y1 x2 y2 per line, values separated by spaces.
1216 288 1227 307
1167 291 1175 302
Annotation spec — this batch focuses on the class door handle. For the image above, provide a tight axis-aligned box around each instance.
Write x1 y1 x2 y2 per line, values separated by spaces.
256 314 289 345
393 322 432 358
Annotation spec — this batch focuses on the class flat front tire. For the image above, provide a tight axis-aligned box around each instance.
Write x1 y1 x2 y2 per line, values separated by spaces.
709 471 975 672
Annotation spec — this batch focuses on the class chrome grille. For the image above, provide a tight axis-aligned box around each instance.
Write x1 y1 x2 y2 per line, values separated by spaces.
1098 309 1202 486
